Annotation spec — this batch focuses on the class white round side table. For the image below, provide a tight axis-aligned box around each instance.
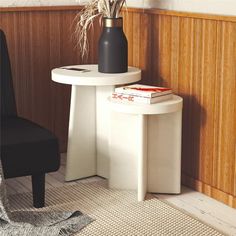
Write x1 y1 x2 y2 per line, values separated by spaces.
51 64 141 181
108 95 183 201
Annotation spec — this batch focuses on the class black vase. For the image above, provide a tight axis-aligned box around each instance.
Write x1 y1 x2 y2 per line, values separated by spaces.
98 17 128 73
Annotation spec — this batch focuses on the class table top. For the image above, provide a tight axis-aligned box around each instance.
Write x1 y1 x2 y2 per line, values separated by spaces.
109 95 183 115
51 64 141 86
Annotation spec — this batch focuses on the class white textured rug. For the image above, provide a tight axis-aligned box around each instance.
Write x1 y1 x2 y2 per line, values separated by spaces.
8 180 227 236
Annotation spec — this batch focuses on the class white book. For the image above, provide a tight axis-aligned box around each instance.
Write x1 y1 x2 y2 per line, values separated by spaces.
115 84 172 98
111 93 173 104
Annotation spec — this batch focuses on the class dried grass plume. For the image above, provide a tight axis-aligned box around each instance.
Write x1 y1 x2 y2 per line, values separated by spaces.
74 0 126 58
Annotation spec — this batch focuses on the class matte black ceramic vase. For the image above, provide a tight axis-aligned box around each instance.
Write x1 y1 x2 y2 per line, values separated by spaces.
98 17 128 73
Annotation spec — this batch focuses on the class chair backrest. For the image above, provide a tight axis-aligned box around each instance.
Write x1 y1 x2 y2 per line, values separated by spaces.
0 29 17 117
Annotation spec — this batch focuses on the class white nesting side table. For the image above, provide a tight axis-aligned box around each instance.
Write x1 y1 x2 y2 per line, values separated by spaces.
109 95 183 201
51 64 141 181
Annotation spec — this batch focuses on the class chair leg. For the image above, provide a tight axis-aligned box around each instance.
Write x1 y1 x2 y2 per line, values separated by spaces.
31 173 45 208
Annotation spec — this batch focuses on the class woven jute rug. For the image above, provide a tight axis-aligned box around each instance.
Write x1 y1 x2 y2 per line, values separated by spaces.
8 180 227 236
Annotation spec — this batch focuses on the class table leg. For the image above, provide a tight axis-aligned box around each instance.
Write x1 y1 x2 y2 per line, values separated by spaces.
65 85 96 181
147 110 182 193
109 112 138 190
96 86 115 178
109 112 147 201
137 115 148 201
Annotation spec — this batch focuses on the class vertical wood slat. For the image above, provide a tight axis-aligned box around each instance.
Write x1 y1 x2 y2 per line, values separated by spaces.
132 12 140 68
212 21 223 193
151 15 160 86
138 13 152 85
0 8 236 208
191 18 203 182
218 22 236 195
199 19 217 188
170 16 180 91
122 11 133 67
178 17 194 180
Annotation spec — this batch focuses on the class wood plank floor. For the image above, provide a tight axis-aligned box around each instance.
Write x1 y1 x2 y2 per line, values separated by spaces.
5 154 236 236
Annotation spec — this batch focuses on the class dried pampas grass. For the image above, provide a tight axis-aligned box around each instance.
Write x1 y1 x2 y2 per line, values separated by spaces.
74 0 126 58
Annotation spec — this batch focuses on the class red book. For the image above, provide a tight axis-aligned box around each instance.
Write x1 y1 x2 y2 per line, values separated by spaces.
115 84 172 98
111 92 173 104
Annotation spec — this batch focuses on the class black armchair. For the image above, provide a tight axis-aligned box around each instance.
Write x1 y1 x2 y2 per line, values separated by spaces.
0 29 60 208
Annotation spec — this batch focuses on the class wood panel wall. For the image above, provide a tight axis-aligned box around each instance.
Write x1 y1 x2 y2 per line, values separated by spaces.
0 6 236 208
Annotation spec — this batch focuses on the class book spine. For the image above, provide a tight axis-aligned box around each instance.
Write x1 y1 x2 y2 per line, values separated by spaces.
114 88 172 98
114 88 153 97
111 93 173 104
148 94 173 103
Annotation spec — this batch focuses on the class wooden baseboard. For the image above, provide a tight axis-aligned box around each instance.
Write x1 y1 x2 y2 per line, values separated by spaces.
182 174 236 208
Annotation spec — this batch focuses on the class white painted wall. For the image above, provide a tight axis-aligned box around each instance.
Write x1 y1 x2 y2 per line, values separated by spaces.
0 0 236 16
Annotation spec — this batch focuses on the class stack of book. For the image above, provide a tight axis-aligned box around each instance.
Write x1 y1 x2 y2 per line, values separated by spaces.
111 84 173 104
